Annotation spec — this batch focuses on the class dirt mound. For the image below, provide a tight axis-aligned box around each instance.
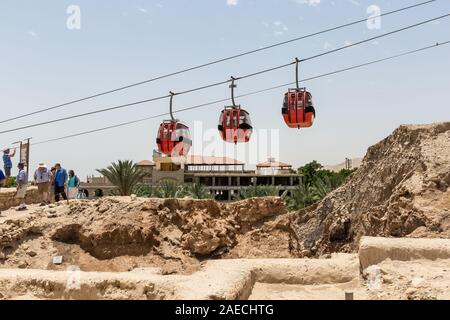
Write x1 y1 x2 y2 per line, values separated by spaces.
1 123 448 272
290 122 450 256
0 197 287 273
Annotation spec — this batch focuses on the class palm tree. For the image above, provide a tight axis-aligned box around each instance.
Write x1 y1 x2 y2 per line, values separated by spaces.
132 183 154 197
286 183 316 210
153 179 186 198
236 185 280 200
96 160 147 196
185 183 213 199
310 176 334 200
310 175 344 200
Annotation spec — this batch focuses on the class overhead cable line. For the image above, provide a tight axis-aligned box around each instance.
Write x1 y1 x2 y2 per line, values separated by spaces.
2 13 449 136
0 0 438 124
31 40 450 146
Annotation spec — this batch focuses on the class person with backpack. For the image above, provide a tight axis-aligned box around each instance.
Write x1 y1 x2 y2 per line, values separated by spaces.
67 169 80 199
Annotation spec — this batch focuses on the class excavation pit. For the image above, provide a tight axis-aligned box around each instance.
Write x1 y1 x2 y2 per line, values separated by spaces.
2 238 450 300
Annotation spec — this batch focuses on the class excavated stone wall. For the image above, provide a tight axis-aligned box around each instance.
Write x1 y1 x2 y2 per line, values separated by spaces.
0 187 40 211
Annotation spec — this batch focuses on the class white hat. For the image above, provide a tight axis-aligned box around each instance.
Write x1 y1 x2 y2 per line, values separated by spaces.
38 162 47 168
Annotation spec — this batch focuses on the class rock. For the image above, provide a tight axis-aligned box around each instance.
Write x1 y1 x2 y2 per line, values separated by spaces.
26 250 37 257
18 260 28 269
98 204 110 213
290 122 450 256
382 274 394 284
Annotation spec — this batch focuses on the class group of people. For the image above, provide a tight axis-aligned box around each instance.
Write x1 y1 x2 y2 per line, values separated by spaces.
1 148 81 211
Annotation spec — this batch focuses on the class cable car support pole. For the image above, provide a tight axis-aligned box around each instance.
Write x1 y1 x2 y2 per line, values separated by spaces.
169 91 175 121
230 77 237 107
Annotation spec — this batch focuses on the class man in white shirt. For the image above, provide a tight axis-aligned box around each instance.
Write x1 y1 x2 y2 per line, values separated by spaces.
34 162 52 206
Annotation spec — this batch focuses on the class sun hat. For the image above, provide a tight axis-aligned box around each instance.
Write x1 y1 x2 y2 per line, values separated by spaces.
38 162 47 168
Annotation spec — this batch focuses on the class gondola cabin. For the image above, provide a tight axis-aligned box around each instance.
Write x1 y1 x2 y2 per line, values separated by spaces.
156 120 192 157
218 106 253 144
282 88 316 129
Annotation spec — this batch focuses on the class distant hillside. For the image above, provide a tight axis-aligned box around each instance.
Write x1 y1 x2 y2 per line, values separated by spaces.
323 158 363 172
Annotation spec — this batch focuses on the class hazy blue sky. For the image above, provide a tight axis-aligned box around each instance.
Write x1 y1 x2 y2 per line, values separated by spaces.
0 0 449 178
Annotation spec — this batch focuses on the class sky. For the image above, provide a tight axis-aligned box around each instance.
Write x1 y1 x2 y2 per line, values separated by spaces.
0 0 449 178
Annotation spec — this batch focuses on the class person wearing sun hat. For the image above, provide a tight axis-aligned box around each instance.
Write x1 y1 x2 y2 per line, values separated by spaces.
34 162 52 206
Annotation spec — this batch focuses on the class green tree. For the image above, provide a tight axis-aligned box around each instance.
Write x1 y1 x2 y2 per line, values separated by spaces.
184 183 213 199
6 176 17 188
297 161 323 185
94 189 104 197
153 179 186 198
285 183 316 210
132 183 154 197
287 161 358 210
310 176 336 200
236 185 281 200
96 160 146 196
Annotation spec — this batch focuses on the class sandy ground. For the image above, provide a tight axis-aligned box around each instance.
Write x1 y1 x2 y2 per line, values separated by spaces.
250 280 368 300
1 241 450 300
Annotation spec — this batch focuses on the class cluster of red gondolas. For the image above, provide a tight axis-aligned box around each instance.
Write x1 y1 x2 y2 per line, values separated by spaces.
156 60 316 157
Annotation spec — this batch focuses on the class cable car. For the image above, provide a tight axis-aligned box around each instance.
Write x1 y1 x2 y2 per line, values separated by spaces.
218 106 253 143
282 88 316 128
156 92 192 157
218 77 253 144
282 58 316 129
156 120 191 156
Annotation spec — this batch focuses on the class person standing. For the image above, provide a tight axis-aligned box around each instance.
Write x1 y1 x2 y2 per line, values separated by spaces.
67 170 80 199
2 149 14 179
34 163 52 206
54 163 68 202
16 163 28 211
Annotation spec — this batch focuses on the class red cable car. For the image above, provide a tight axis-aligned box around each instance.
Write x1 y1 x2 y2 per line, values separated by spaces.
156 120 191 156
156 92 192 157
282 58 316 129
218 77 253 144
282 88 316 129
218 106 253 143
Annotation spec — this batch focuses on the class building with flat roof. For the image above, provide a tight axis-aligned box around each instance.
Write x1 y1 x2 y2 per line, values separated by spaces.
143 155 302 201
80 156 302 201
